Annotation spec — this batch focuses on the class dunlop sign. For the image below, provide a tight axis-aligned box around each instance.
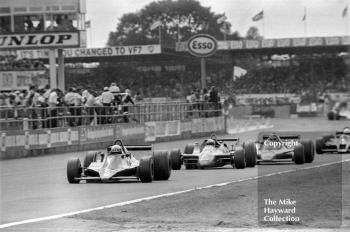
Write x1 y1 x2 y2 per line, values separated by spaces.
0 32 80 49
187 34 218 57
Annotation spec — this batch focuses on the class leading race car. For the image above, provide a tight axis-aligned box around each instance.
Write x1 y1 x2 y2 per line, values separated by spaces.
67 139 172 183
255 133 315 164
170 134 257 170
316 127 350 154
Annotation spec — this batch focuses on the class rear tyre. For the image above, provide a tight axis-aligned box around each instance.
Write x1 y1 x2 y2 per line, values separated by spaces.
170 149 182 170
244 143 257 167
316 138 324 154
301 140 315 163
83 151 97 168
234 149 246 169
67 158 82 184
153 151 171 180
138 157 154 183
294 144 305 164
184 144 195 154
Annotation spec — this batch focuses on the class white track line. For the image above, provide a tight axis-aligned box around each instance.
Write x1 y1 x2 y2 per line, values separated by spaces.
1 158 349 229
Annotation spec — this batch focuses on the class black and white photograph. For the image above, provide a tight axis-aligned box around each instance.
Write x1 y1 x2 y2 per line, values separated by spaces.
0 0 349 231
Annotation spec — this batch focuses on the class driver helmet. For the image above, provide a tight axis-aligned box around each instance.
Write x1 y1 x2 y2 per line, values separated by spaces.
206 139 215 146
110 145 122 155
344 127 350 134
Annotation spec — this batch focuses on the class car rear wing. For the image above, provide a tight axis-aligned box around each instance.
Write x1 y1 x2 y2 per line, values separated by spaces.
124 145 153 151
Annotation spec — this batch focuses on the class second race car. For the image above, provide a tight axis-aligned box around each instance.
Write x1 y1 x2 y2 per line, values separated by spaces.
170 134 257 169
67 139 172 183
255 133 315 164
316 127 350 154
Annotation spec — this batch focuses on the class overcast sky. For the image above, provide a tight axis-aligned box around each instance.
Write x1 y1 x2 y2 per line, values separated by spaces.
85 0 350 48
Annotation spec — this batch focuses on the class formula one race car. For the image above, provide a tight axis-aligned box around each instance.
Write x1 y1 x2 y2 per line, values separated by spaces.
316 127 350 154
327 102 350 120
170 134 257 170
255 133 315 164
67 139 172 183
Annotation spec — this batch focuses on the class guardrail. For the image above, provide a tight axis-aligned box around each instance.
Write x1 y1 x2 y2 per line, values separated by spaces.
0 102 222 131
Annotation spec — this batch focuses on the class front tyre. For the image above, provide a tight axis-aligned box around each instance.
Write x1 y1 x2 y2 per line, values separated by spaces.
301 140 315 163
234 149 246 169
316 138 324 154
294 144 305 164
67 158 82 184
170 149 182 170
153 151 171 180
244 143 257 167
138 157 154 183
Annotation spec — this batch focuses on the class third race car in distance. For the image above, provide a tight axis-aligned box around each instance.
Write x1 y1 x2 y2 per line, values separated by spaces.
255 133 315 164
316 127 350 154
170 134 257 170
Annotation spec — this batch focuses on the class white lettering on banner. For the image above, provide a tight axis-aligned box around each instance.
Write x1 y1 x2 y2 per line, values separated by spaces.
277 39 290 47
261 39 274 48
309 37 323 46
0 33 79 49
230 40 243 49
325 37 340 45
292 38 307 47
246 40 259 49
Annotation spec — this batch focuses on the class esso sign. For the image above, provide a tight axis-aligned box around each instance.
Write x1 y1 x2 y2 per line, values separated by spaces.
187 34 218 57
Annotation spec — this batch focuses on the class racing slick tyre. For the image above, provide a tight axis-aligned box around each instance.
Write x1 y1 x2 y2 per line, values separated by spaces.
301 140 315 163
153 151 171 180
184 144 195 154
138 157 154 183
67 158 82 184
316 138 324 154
233 149 246 169
244 142 257 167
83 151 97 168
294 144 305 164
170 149 182 170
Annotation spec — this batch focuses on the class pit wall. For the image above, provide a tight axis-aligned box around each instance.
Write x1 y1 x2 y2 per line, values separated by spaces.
0 116 271 159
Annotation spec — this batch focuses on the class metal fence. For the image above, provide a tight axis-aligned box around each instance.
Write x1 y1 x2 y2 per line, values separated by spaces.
0 102 222 131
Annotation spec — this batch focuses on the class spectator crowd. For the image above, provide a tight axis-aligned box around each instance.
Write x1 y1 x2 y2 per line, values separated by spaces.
0 83 136 129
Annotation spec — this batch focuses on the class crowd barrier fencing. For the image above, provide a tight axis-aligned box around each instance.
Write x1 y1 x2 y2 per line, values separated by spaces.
0 102 222 131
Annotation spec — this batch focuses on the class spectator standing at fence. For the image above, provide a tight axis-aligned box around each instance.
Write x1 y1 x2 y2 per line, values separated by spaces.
64 87 77 126
121 89 135 122
82 89 95 125
48 89 59 128
100 87 114 124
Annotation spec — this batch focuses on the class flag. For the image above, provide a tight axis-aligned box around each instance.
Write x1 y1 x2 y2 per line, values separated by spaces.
217 14 227 24
343 5 348 17
252 10 264 21
233 66 247 81
150 20 162 30
85 20 91 28
302 7 306 21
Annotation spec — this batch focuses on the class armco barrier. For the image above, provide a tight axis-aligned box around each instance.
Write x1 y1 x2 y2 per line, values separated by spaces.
145 116 226 142
0 116 271 159
0 123 145 159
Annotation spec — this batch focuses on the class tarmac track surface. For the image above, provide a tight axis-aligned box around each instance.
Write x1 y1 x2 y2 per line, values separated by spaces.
0 118 349 227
